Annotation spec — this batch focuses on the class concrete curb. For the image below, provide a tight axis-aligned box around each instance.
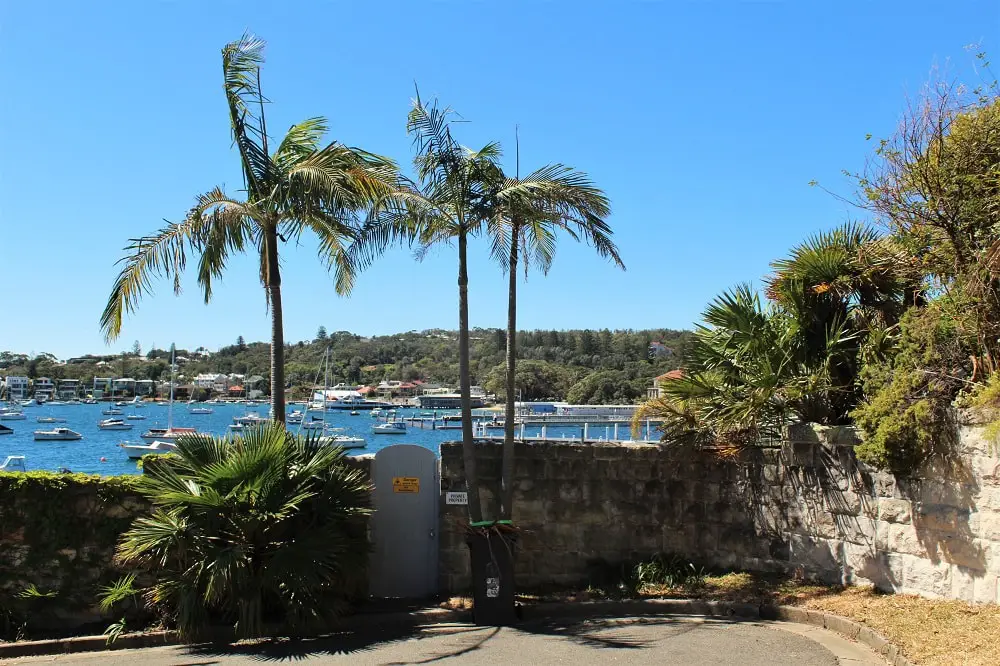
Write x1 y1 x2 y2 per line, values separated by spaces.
0 600 911 664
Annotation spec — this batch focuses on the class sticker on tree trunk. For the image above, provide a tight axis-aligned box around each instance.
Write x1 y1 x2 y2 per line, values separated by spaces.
392 477 420 493
486 577 500 598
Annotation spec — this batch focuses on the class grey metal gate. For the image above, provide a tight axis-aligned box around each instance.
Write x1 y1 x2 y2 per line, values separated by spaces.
369 444 439 598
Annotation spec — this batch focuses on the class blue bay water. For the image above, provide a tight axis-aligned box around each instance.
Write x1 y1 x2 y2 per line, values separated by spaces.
0 402 605 475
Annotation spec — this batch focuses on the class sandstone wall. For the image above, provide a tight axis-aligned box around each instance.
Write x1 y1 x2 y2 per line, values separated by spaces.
438 425 1000 604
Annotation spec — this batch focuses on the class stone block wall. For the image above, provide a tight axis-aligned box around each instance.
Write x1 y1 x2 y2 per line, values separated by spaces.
0 474 148 630
0 455 374 632
438 425 1000 604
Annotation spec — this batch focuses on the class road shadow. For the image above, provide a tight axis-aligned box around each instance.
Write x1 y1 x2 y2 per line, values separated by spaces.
175 614 729 663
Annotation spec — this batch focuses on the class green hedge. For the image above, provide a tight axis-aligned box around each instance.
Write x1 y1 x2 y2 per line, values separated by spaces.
0 472 148 635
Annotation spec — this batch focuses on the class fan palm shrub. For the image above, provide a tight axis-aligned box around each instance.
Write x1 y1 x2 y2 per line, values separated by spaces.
110 424 371 640
637 223 913 448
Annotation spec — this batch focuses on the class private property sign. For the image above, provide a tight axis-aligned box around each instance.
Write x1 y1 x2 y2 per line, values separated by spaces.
445 491 468 505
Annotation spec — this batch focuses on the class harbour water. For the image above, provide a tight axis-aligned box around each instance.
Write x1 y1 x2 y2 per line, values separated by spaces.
0 402 617 475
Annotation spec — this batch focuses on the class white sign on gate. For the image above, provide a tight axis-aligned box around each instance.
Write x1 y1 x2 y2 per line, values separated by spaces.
445 491 468 505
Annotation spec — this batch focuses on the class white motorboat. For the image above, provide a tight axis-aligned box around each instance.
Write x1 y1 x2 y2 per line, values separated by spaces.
126 414 146 420
0 424 13 436
46 400 67 406
121 440 177 459
102 408 123 416
115 401 128 407
19 399 33 407
189 407 214 414
318 435 366 449
82 398 97 404
99 418 133 431
65 399 81 405
131 397 145 408
34 427 82 441
233 414 268 426
372 420 407 435
0 409 27 421
301 418 329 431
287 410 305 424
0 455 25 471
37 416 67 423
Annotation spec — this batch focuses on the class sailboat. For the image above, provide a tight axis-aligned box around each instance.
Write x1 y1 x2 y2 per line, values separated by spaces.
138 345 197 444
299 348 365 450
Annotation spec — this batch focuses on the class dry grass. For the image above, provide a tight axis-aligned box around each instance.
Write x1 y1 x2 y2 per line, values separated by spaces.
439 573 1000 665
801 586 1000 666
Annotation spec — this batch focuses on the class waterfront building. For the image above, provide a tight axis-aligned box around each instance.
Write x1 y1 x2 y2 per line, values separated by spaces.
33 377 55 400
416 393 485 409
135 379 156 396
92 377 113 398
555 404 639 418
57 378 81 399
2 376 30 400
112 377 137 396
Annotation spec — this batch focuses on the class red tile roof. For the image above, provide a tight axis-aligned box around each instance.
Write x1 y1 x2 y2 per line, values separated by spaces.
656 370 684 382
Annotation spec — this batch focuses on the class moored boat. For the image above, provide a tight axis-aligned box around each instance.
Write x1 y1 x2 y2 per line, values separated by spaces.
372 420 407 435
0 424 13 436
121 440 177 459
126 414 146 420
139 427 197 443
34 427 82 441
318 434 366 449
189 407 214 414
37 416 67 423
102 408 123 416
0 455 25 471
0 409 27 421
99 418 133 431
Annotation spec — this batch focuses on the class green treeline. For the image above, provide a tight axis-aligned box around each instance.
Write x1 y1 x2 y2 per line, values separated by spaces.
0 327 688 404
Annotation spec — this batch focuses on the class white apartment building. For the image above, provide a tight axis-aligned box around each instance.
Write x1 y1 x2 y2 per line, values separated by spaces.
34 377 55 399
57 379 81 399
112 378 137 395
3 376 30 400
194 373 229 392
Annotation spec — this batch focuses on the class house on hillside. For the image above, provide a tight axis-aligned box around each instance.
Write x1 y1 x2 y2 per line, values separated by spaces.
648 341 674 359
647 369 684 399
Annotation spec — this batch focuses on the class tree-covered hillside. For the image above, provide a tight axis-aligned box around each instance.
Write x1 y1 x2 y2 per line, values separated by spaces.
1 327 689 403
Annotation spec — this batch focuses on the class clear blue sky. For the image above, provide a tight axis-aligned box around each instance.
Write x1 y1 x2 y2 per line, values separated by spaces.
1 1 996 358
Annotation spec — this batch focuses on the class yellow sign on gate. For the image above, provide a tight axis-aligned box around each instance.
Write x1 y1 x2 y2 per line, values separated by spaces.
392 476 420 493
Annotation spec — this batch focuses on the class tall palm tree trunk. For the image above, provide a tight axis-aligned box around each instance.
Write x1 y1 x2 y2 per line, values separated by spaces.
457 225 483 522
500 227 519 520
265 225 287 425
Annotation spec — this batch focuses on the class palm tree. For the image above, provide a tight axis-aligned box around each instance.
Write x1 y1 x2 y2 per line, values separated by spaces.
100 33 395 424
350 93 508 523
110 424 371 639
637 223 913 448
483 155 623 521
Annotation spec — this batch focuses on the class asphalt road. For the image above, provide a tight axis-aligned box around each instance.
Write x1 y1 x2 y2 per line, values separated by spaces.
3 616 883 665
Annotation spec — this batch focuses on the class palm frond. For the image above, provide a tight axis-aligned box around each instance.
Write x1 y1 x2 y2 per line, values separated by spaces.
100 216 208 342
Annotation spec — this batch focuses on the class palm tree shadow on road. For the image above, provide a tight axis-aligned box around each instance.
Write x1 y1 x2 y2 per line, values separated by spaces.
177 614 731 663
